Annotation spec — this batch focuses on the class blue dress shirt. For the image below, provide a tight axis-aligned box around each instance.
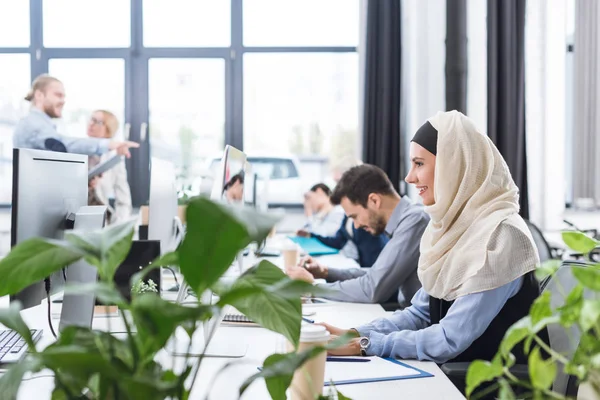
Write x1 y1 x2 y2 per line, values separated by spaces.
356 277 523 363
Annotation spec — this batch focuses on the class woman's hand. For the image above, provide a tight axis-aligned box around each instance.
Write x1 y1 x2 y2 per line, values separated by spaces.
327 336 361 356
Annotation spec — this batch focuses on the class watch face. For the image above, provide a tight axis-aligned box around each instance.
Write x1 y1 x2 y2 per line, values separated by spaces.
359 337 370 348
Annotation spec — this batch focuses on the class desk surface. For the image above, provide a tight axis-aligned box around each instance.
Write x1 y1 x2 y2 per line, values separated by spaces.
5 251 464 400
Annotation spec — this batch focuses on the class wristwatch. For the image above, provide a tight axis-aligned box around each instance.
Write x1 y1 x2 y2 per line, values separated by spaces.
359 337 370 356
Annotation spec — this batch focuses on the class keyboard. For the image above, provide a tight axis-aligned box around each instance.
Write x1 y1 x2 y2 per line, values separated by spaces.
0 329 43 364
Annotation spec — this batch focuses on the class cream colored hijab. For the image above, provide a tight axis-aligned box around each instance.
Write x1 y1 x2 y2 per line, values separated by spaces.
417 111 538 301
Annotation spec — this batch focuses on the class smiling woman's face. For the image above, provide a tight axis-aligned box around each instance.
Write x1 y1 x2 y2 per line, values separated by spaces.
405 142 436 205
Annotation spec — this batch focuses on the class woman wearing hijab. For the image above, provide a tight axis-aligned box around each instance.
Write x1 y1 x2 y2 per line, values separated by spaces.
318 111 544 393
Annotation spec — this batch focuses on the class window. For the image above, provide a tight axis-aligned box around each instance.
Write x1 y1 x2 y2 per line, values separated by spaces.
0 54 30 204
43 0 130 48
243 53 359 181
148 58 226 183
48 59 125 139
0 1 29 47
243 0 359 46
143 0 230 47
248 158 299 180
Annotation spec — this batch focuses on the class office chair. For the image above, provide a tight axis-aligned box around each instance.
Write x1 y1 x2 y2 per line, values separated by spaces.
525 219 563 262
441 260 591 398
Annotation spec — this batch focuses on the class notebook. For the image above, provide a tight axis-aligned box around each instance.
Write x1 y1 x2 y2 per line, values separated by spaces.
221 308 259 326
323 356 433 386
288 237 339 256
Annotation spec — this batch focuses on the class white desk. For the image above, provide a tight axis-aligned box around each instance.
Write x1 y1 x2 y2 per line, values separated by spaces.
7 252 464 400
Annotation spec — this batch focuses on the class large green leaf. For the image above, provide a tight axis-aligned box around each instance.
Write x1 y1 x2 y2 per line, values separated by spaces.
465 359 504 398
0 359 42 400
225 261 302 347
500 317 532 357
63 282 127 308
528 346 556 390
562 231 599 254
558 284 584 327
572 265 600 291
530 291 552 326
497 379 516 400
178 197 252 296
222 203 282 244
0 302 35 349
0 238 83 296
130 293 215 357
64 218 136 282
580 299 600 333
241 334 352 400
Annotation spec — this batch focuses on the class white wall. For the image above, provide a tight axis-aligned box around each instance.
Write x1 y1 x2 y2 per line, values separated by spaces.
402 0 446 199
525 0 567 230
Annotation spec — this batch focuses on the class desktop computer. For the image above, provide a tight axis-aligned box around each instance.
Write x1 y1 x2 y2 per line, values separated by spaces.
11 148 90 309
148 157 183 255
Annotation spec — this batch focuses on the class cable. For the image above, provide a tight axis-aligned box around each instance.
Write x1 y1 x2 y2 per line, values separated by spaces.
163 267 180 290
62 268 67 282
44 278 57 339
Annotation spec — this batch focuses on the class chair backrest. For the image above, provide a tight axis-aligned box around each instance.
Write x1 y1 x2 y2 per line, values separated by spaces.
525 219 554 263
542 261 594 396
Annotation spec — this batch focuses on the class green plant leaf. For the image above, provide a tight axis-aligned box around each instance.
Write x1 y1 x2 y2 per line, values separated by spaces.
528 346 556 390
465 358 504 398
0 238 83 297
64 218 136 282
557 284 584 327
178 197 252 296
498 379 516 400
129 251 179 289
0 358 41 400
530 291 552 326
63 282 127 308
225 261 302 347
241 334 352 400
534 260 561 282
562 231 599 254
580 299 600 333
0 301 36 350
500 317 532 357
572 265 600 291
130 293 214 356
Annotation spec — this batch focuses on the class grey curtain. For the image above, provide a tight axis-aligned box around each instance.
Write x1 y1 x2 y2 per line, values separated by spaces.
487 0 529 219
573 0 600 206
446 0 468 113
362 0 402 192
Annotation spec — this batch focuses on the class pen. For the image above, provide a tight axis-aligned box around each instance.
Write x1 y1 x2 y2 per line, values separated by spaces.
302 317 314 324
326 357 371 363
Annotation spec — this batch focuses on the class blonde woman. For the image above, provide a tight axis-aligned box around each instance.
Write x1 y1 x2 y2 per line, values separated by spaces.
87 110 132 224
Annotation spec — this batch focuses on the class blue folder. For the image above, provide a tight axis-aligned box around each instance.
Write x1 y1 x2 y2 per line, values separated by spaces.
288 236 339 256
323 357 433 386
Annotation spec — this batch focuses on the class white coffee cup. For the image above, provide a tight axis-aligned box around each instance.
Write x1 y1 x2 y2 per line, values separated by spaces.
282 242 300 269
287 324 330 399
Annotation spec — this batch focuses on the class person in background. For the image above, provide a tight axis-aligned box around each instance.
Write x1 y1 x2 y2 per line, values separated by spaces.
287 165 429 306
300 183 345 237
319 111 545 396
13 74 138 157
87 110 133 224
223 173 244 203
296 215 388 268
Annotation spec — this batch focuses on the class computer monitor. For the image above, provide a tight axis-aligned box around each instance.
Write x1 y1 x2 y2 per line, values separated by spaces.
211 145 247 205
148 157 183 255
11 148 89 309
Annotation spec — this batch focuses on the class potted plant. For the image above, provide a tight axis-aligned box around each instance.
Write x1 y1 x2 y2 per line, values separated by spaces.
0 197 349 399
466 230 600 399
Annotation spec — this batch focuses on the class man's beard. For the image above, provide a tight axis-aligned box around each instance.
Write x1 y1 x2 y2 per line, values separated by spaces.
368 210 387 236
43 103 60 118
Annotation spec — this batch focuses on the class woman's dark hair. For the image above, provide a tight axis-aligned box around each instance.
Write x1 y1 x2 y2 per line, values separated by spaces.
331 164 395 206
223 172 244 191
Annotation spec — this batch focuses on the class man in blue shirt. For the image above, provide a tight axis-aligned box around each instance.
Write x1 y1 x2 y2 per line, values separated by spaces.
297 215 388 268
13 74 138 157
